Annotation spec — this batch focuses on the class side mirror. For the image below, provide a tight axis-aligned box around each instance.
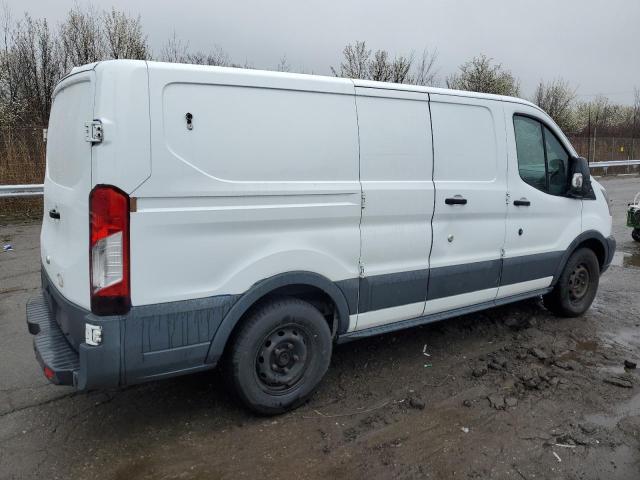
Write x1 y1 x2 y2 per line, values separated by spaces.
567 156 595 199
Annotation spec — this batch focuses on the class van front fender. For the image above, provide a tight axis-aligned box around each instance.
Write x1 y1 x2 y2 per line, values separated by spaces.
551 230 614 286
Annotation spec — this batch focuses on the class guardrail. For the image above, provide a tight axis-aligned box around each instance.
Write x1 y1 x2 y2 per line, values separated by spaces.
0 184 44 198
590 160 640 168
0 159 638 198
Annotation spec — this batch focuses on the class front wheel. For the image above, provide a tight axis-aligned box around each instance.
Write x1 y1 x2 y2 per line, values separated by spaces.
228 297 332 415
632 228 640 242
543 248 600 317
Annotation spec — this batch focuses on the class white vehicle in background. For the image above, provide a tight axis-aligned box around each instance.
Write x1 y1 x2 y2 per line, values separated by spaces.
26 60 615 414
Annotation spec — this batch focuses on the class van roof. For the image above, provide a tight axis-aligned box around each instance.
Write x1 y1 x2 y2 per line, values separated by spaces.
73 59 538 109
351 78 538 108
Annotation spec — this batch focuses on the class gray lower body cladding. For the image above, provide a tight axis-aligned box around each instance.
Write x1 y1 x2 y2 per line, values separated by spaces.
26 234 615 389
29 269 237 389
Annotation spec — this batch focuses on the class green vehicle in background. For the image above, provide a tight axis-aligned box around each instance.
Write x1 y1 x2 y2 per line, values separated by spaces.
629 193 640 242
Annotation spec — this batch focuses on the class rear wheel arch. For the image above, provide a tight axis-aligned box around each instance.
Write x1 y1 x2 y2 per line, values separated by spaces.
205 272 352 365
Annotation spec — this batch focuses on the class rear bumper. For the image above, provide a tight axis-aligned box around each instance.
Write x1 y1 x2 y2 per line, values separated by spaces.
27 294 80 385
602 235 617 273
27 268 238 390
26 273 122 389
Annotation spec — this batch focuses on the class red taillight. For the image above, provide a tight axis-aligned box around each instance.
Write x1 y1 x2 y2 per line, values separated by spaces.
44 366 55 380
89 185 130 315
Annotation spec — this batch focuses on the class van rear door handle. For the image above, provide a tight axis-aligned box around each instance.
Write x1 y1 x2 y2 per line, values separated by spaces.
513 199 531 207
48 209 60 219
445 197 467 205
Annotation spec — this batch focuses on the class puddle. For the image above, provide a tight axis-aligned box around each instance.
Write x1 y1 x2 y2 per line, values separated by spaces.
585 391 640 428
601 326 640 351
575 340 598 352
611 251 640 268
598 364 629 376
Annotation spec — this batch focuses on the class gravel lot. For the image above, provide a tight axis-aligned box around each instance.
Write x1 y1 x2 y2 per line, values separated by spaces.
1 175 639 480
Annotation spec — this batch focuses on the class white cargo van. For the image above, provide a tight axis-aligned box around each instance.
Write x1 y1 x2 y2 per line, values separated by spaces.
27 60 615 414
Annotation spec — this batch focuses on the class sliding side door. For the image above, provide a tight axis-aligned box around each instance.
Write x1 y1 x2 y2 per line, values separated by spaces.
426 95 508 314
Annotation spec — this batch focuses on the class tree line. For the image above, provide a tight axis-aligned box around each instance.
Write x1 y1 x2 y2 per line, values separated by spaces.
0 4 638 141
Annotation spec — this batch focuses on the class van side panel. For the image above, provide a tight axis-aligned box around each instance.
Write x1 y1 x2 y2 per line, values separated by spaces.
131 65 361 308
353 89 433 331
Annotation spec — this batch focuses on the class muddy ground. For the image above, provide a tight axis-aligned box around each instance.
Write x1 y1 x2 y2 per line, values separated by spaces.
1 175 639 480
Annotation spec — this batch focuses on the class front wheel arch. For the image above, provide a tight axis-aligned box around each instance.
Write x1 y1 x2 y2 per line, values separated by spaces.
544 247 600 317
551 231 609 287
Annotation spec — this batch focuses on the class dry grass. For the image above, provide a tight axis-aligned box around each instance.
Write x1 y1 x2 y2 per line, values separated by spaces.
0 127 45 222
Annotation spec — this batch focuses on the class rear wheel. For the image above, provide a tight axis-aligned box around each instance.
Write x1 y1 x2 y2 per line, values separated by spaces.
228 297 332 415
543 248 600 317
632 228 640 242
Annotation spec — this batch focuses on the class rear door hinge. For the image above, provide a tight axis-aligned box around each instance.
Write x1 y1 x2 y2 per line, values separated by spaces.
500 248 506 258
85 120 103 144
505 192 511 205
359 262 365 278
360 191 366 209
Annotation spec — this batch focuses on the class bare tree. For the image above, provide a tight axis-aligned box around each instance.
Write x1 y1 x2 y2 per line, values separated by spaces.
0 5 25 126
276 54 290 72
332 41 438 86
366 50 414 83
390 54 412 84
0 4 158 128
368 49 391 82
14 15 62 125
575 96 613 160
59 3 104 70
532 78 577 131
102 8 148 60
410 48 439 86
447 54 520 96
160 30 188 63
330 40 370 79
630 87 640 158
185 46 230 66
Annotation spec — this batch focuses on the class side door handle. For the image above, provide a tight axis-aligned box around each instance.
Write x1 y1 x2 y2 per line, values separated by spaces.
445 196 467 205
48 209 60 219
513 199 531 207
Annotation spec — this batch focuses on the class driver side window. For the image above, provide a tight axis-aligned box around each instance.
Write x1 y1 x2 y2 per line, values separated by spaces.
513 115 569 196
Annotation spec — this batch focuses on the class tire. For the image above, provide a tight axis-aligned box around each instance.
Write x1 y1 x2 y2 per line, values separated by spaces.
632 228 640 242
543 248 600 317
228 297 332 415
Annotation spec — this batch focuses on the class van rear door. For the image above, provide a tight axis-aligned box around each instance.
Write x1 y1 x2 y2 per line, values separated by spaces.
41 69 95 309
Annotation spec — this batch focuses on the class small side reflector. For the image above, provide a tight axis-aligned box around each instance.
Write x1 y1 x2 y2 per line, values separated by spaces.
44 366 55 380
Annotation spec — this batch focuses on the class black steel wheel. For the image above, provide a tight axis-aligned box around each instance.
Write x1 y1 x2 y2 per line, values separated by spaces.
228 297 332 415
567 263 590 303
544 248 600 317
255 324 311 394
632 228 640 242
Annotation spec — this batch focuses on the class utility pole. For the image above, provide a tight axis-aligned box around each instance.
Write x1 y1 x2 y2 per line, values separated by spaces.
587 106 592 163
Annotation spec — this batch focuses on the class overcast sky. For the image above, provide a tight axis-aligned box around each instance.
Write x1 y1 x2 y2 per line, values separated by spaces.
9 0 640 104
